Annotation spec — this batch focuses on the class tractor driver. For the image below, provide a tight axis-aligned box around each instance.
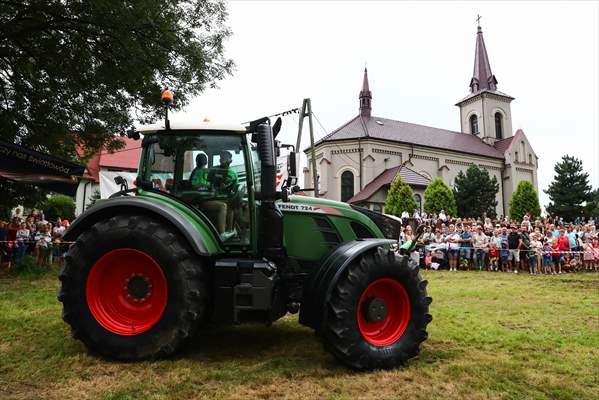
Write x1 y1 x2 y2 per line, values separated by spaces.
210 150 238 196
199 151 239 236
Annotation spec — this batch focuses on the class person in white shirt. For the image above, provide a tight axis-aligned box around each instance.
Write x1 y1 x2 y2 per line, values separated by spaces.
446 225 460 271
401 210 410 219
439 210 447 222
472 226 489 271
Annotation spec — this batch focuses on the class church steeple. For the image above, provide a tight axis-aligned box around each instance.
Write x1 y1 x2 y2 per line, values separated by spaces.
457 20 514 143
359 68 372 118
470 23 498 93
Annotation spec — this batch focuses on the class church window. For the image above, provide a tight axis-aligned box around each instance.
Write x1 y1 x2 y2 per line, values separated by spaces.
414 193 422 213
494 112 503 139
514 151 519 162
469 115 479 134
528 154 533 165
341 171 354 202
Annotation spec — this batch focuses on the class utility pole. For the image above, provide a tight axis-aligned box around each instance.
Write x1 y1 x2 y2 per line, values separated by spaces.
295 98 319 197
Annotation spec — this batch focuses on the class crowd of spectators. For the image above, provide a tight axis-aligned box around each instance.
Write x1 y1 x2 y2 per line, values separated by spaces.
401 210 599 274
0 207 70 271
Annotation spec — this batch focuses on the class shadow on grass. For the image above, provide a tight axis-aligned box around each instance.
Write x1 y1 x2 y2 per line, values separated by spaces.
180 320 336 369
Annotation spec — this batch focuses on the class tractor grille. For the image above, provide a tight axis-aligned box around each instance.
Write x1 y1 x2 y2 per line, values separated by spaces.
350 205 401 241
313 216 341 248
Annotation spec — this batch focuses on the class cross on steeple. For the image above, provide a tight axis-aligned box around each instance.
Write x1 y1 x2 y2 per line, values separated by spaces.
476 14 482 27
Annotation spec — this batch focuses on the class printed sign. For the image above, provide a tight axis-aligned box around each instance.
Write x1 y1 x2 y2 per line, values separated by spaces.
277 202 343 216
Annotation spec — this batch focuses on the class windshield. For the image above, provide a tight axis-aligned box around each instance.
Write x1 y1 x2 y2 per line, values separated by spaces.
142 134 251 245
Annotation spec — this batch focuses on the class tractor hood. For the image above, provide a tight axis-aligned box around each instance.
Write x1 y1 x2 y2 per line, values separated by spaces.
278 196 400 241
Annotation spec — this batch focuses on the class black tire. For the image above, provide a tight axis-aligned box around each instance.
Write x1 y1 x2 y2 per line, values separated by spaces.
321 247 432 370
58 214 210 360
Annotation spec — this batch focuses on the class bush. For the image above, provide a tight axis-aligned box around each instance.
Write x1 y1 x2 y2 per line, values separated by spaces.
423 178 457 217
384 174 417 216
44 195 75 221
509 181 541 221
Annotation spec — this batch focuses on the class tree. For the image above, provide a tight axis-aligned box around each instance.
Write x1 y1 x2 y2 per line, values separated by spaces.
423 178 457 217
384 175 417 217
545 155 593 221
453 165 499 218
0 179 48 217
43 195 76 221
509 181 541 221
0 1 233 200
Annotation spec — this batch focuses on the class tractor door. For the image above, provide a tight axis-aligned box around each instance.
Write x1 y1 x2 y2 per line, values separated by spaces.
141 132 256 249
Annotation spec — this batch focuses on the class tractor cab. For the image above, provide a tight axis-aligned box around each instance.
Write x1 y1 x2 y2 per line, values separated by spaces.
135 123 258 245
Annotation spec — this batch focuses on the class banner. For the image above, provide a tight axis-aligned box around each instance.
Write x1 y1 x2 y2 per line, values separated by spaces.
99 170 138 199
0 139 84 196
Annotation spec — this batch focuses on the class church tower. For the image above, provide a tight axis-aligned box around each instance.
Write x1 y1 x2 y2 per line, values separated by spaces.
456 23 514 144
359 68 372 118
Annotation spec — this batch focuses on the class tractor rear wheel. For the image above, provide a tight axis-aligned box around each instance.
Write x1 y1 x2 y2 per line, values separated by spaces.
321 247 432 370
58 214 210 360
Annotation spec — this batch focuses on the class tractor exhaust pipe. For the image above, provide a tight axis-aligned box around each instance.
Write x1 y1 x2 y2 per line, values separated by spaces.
255 123 277 201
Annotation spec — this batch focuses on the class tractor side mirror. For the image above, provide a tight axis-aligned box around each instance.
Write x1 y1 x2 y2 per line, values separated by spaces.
272 117 282 138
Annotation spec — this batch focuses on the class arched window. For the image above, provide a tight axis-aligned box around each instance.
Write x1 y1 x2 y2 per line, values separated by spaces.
528 154 533 165
469 114 479 135
340 171 354 202
494 112 503 139
414 193 422 213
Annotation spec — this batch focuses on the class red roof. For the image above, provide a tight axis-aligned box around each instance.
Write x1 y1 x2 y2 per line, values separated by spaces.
348 165 431 204
79 137 142 182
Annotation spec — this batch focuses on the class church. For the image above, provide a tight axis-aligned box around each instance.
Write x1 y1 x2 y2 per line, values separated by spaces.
303 24 538 218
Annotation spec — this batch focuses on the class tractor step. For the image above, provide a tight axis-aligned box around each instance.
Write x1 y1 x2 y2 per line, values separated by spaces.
213 259 283 324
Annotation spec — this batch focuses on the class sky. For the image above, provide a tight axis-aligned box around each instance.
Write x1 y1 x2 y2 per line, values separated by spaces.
171 0 599 208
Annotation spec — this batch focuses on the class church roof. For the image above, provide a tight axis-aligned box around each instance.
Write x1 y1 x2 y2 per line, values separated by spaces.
311 115 505 159
493 135 516 154
348 165 431 204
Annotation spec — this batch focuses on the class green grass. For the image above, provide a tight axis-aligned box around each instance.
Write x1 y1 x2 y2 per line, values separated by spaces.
1 268 598 400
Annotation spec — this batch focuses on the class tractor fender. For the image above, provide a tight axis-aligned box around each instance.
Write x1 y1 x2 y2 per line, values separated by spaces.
63 196 217 256
298 238 396 330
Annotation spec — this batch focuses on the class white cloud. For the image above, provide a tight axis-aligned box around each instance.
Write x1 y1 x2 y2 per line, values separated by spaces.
172 0 599 207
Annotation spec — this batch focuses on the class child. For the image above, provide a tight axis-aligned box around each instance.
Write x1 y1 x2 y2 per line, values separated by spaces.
488 243 499 271
583 238 595 271
35 225 52 267
528 234 541 275
542 239 555 275
500 235 510 272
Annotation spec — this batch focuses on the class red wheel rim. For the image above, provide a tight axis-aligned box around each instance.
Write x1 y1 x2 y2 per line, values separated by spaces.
86 248 168 336
357 278 411 346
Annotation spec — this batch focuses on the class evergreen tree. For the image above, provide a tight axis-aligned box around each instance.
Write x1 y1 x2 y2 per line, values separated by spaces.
423 178 457 217
545 155 593 221
509 181 541 221
453 165 499 218
384 175 417 217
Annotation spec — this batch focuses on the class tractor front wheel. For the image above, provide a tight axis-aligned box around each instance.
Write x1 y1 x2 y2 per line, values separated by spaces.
58 214 209 360
321 247 432 370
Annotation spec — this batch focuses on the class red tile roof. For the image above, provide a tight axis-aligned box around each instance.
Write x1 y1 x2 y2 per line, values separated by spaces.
311 115 505 159
98 138 142 170
80 137 142 182
493 136 515 154
348 165 431 204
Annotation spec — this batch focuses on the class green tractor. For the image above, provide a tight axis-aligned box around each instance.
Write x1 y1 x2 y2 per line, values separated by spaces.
59 98 431 370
